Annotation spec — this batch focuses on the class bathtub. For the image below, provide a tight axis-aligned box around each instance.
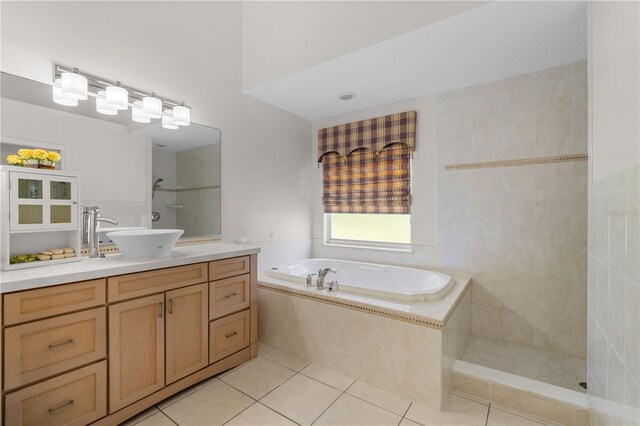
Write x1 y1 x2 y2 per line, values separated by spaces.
267 258 454 302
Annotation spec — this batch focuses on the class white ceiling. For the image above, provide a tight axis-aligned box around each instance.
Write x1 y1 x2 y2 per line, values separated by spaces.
245 1 588 122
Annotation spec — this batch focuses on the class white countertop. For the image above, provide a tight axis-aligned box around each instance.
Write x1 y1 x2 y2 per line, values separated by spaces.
0 243 260 294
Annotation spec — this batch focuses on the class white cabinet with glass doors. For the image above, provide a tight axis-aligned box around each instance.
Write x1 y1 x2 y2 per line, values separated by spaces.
1 166 82 270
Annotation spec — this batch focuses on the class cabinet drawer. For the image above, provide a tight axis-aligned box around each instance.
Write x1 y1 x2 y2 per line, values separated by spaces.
108 263 208 302
209 309 250 363
5 361 107 426
4 279 106 326
210 274 250 320
209 256 250 281
4 307 107 390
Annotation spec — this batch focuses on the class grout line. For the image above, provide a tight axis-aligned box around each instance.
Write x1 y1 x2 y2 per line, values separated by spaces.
485 402 491 426
297 370 356 393
157 409 181 426
309 387 345 425
402 401 413 417
220 401 259 426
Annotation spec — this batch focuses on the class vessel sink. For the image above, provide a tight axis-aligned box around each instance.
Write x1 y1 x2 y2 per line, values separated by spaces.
106 229 184 259
98 226 146 244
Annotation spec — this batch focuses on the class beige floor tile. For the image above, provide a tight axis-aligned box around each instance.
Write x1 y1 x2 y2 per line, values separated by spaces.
487 407 547 425
220 357 295 399
135 412 176 426
261 374 341 426
162 379 253 426
405 394 488 426
157 377 217 409
263 348 310 371
120 407 161 426
225 402 297 426
346 380 411 416
300 363 355 391
258 341 274 356
399 418 422 426
314 394 401 426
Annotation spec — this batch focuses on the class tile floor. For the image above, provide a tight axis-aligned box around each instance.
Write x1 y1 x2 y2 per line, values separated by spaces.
122 342 552 426
461 335 587 393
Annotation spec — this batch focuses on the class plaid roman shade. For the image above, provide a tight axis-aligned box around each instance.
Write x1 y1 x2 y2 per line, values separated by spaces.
318 111 416 214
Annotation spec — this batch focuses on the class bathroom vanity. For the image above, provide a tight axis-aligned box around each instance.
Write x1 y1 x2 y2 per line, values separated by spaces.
0 243 259 425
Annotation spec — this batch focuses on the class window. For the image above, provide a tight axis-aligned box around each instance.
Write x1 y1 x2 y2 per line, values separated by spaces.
326 213 411 248
317 111 416 250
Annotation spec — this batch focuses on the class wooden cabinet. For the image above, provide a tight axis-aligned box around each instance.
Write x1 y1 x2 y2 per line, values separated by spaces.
2 254 257 425
108 294 165 413
5 361 107 426
166 283 208 384
4 307 106 390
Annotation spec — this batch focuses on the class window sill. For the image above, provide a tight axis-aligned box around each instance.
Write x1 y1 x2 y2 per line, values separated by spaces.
323 240 413 253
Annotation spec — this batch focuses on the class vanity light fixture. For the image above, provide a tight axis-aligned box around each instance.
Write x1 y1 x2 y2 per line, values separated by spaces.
132 101 150 123
106 82 129 110
61 68 88 100
143 94 163 119
52 78 78 107
172 104 191 126
96 91 118 115
52 64 192 127
161 110 179 130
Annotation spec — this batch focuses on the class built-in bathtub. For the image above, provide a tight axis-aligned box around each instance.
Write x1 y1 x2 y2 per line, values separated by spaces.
258 259 472 410
267 258 454 302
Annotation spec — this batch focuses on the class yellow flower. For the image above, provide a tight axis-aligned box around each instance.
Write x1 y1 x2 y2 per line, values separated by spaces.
6 155 23 165
32 149 48 160
47 151 62 162
17 149 33 159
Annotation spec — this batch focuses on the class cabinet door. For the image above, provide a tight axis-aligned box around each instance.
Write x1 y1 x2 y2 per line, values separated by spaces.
9 172 78 231
166 283 208 384
108 294 164 413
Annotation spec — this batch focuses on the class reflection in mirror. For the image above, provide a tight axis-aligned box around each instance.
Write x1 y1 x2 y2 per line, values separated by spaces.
1 71 222 241
133 123 221 238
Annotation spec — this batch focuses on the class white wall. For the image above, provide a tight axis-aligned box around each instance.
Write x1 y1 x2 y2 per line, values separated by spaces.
311 96 441 268
591 1 640 180
0 2 313 252
1 98 151 226
241 1 485 90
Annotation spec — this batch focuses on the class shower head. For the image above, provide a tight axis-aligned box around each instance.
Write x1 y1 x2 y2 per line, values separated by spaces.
153 178 164 188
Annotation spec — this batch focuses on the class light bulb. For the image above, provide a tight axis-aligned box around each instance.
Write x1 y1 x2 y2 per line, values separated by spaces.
96 91 118 115
52 78 78 106
162 111 179 130
142 95 162 119
132 101 150 123
106 84 128 110
172 105 191 126
61 71 88 100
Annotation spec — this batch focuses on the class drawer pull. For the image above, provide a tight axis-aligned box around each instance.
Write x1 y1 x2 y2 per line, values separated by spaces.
225 331 238 338
169 299 173 314
49 399 74 414
48 339 74 350
225 292 237 299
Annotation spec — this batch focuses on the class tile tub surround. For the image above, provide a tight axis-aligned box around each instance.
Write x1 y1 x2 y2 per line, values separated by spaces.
587 164 640 426
0 243 259 293
437 62 588 358
257 273 471 409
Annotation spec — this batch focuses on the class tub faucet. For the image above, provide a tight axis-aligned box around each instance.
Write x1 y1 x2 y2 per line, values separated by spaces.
82 206 119 258
317 268 337 289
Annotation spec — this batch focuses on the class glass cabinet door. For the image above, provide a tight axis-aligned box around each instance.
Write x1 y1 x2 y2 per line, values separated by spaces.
9 172 78 231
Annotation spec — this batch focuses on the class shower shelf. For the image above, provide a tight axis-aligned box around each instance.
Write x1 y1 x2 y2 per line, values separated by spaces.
166 204 183 209
155 185 220 192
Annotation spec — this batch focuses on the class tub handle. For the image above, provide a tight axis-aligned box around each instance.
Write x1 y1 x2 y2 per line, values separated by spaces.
306 273 316 287
327 281 339 292
359 266 388 273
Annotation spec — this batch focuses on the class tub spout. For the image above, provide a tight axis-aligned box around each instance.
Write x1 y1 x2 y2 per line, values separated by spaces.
317 268 337 289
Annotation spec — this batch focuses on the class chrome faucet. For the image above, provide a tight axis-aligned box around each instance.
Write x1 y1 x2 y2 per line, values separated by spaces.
82 206 119 258
317 268 337 289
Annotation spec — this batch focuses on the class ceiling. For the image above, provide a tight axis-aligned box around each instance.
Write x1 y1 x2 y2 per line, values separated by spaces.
245 1 588 121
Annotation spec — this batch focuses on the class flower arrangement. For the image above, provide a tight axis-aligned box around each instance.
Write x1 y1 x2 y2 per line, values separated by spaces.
6 149 62 169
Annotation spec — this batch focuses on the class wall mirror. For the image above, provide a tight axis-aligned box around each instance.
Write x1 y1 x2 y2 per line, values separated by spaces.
0 72 222 242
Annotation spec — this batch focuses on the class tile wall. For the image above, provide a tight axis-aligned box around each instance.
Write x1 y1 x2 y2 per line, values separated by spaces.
437 62 588 358
587 163 640 425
